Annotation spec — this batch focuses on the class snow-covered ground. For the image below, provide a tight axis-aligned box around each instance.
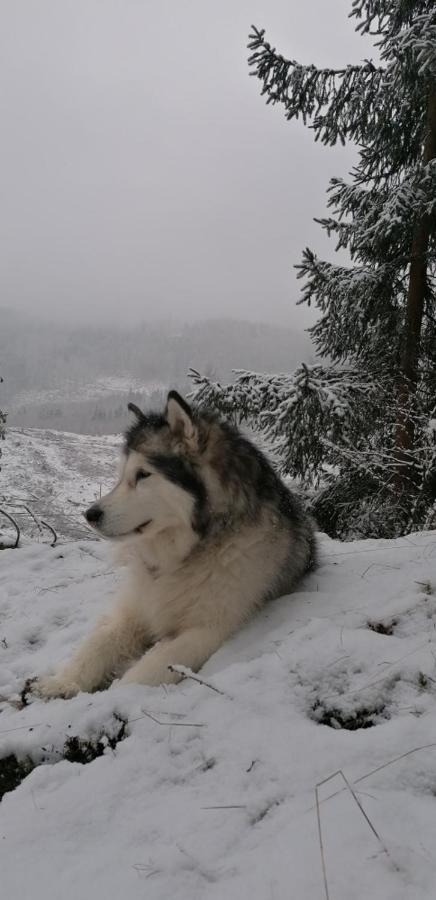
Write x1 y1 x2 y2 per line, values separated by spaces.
13 376 166 408
2 525 436 899
1 427 120 541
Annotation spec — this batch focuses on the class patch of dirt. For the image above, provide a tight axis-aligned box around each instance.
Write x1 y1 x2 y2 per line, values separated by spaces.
367 619 398 635
63 718 127 763
311 700 388 730
0 715 127 801
0 755 34 799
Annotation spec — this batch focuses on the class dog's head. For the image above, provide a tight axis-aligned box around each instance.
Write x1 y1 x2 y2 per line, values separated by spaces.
84 392 209 541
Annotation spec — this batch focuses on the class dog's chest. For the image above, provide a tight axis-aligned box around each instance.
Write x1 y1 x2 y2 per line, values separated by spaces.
132 547 232 636
130 536 270 640
139 564 212 637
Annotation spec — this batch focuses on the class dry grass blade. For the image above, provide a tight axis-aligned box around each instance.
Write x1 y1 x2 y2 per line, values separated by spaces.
128 710 205 728
0 721 46 735
315 767 400 898
202 804 247 810
321 638 435 704
315 783 331 900
354 742 436 786
337 769 391 859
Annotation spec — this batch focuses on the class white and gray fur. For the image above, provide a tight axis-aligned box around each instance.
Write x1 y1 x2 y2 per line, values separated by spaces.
33 391 316 698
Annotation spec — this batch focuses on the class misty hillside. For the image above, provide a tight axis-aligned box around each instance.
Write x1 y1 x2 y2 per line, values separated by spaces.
0 309 313 434
1 427 119 543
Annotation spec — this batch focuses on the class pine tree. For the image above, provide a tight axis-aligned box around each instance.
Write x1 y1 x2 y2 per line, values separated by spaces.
192 1 436 539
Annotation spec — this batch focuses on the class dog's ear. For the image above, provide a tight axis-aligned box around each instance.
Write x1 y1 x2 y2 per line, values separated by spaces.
127 402 145 421
165 391 197 447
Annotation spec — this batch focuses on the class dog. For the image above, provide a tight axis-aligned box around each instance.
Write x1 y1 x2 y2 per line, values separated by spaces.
32 391 316 698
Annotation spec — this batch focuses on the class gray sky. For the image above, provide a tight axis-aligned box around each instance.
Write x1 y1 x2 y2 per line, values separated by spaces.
0 1 372 329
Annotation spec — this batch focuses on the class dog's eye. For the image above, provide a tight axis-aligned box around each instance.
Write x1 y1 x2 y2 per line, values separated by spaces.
135 469 151 483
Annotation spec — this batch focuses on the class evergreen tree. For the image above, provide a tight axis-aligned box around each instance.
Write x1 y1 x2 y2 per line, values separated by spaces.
192 1 436 539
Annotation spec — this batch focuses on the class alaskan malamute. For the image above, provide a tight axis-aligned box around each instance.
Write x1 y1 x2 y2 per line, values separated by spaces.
33 392 315 697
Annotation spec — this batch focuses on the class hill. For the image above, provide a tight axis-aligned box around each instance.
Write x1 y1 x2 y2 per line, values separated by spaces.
1 427 120 542
1 528 436 899
0 310 314 434
2 426 436 899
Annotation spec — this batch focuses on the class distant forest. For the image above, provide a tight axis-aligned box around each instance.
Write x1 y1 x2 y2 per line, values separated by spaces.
1 309 313 434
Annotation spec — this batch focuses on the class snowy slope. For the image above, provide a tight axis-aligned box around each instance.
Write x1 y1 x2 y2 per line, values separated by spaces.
1 530 436 899
13 376 165 408
1 427 120 541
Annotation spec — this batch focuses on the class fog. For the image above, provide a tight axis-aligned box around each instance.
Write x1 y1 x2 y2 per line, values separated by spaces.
0 1 372 329
1 309 314 432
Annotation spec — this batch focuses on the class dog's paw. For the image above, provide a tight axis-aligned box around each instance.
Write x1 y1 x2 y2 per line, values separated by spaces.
24 674 80 701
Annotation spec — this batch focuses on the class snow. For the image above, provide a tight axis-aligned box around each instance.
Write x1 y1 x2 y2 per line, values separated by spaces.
1 427 120 541
1 527 436 899
14 377 166 408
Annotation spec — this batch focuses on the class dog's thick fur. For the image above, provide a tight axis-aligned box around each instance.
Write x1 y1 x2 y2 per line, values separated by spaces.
34 392 316 698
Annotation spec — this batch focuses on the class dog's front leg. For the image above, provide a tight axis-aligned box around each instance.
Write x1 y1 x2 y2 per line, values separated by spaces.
119 627 223 687
33 610 150 699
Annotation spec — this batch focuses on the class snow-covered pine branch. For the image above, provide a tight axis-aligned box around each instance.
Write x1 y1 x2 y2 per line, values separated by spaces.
190 365 379 485
195 2 436 540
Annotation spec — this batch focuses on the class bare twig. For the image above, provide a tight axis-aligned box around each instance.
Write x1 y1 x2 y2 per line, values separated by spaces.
20 504 44 537
0 508 20 548
168 665 229 697
41 520 58 547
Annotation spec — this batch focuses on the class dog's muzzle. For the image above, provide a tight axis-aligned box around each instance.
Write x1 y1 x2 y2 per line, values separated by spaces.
83 504 151 537
85 504 103 526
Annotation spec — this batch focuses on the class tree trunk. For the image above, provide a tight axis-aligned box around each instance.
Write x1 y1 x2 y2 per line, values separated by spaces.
395 84 436 484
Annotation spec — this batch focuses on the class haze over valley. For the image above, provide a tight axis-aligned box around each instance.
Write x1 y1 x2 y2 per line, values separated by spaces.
1 308 313 434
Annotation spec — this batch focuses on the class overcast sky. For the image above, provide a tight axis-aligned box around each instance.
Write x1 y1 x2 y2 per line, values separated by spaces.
0 1 374 329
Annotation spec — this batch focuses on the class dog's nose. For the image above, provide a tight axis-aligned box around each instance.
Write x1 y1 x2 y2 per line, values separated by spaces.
85 505 103 525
